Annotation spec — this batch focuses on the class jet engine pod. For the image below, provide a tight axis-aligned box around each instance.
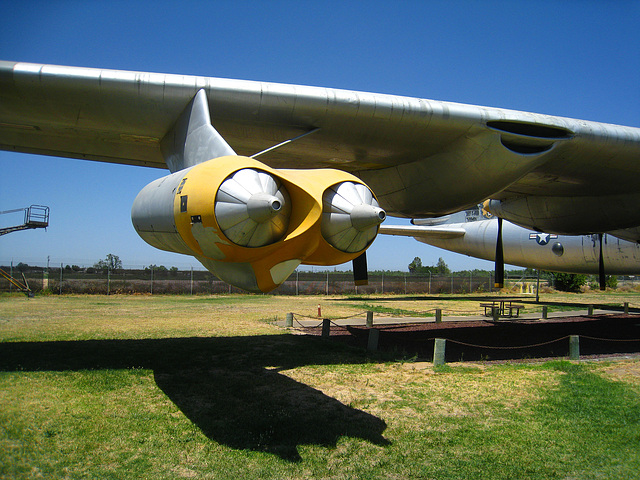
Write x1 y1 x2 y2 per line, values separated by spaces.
132 155 385 293
321 181 385 253
214 168 291 248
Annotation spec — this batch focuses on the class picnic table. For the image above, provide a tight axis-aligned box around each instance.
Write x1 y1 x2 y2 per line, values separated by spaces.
480 300 525 318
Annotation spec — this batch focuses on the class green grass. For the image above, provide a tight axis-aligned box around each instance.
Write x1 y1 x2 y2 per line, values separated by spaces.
2 295 640 479
345 302 435 317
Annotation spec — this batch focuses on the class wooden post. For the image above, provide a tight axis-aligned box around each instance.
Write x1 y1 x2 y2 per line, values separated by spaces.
433 338 446 366
492 306 500 322
624 302 629 314
285 312 293 327
588 305 594 315
322 318 331 338
542 305 548 319
435 308 442 323
367 328 379 351
569 335 580 360
366 311 374 328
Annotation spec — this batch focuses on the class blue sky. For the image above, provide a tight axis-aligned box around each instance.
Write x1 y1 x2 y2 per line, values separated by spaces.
1 0 639 271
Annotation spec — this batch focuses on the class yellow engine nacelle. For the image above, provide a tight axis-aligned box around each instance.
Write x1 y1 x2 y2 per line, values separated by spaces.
131 155 385 292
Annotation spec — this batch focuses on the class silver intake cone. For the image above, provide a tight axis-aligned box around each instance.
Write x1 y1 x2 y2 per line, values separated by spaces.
215 169 291 247
321 182 385 253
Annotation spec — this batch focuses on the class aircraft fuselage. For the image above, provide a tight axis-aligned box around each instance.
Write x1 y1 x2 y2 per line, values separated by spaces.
415 219 640 275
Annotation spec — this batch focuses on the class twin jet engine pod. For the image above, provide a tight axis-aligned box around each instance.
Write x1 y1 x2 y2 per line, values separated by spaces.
131 155 385 293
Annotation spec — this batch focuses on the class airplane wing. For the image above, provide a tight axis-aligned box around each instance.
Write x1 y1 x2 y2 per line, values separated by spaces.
379 224 465 239
2 61 640 233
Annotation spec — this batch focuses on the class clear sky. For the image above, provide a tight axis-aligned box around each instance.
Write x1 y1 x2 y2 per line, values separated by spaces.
1 0 639 271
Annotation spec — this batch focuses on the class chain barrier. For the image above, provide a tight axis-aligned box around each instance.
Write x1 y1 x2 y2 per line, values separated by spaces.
444 336 571 350
389 334 640 351
580 335 640 343
290 311 371 329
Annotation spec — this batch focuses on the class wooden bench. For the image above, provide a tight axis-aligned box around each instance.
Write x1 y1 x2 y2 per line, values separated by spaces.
480 302 501 316
506 304 525 318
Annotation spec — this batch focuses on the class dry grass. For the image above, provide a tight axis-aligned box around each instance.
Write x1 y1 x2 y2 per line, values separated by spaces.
601 359 640 385
281 362 559 428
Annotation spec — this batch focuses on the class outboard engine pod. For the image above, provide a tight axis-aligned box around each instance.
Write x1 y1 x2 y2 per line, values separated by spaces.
321 181 385 253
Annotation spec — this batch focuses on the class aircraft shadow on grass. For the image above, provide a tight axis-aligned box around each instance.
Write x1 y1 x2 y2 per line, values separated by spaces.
0 335 390 462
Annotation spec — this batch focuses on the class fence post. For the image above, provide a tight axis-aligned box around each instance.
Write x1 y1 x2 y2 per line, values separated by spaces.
366 311 374 328
435 308 442 323
285 312 294 327
433 338 446 366
542 305 548 319
367 328 379 351
588 305 594 315
624 302 629 314
321 318 331 338
569 335 580 360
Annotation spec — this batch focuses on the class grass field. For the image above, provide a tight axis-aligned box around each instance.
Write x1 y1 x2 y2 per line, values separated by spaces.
1 293 640 479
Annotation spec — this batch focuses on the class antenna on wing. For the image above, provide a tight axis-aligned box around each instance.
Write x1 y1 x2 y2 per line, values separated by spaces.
251 128 320 158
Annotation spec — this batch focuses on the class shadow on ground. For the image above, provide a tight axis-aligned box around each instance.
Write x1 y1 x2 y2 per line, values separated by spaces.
343 314 640 362
0 335 389 461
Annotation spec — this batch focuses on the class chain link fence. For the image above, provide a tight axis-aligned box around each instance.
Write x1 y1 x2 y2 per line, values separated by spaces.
0 264 538 295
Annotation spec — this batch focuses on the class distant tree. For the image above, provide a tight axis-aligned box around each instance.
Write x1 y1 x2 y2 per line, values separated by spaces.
588 275 618 290
554 273 587 292
436 257 450 275
16 262 29 272
408 257 423 273
145 264 168 272
408 256 452 275
94 254 122 271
